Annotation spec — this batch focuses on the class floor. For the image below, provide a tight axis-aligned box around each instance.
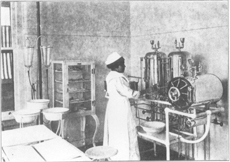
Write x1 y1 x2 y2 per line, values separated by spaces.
78 138 186 161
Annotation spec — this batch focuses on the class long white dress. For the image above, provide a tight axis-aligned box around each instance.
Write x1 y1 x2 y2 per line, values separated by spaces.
103 71 140 160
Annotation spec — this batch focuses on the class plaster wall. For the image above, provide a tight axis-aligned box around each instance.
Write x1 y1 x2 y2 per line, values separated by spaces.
41 1 131 144
11 2 39 111
129 1 228 160
12 1 131 144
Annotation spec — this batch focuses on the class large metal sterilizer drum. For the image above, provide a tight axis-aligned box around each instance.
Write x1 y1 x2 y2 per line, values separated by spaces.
141 40 169 99
167 74 223 110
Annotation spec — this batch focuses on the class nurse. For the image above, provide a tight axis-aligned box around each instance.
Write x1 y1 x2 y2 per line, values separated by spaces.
103 52 140 160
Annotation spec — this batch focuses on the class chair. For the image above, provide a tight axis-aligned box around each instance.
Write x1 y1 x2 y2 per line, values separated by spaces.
85 146 118 161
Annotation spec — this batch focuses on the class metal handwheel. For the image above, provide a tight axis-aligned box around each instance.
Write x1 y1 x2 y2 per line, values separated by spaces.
167 77 193 110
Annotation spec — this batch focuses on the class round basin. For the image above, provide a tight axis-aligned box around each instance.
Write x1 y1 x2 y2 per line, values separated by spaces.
13 108 40 124
42 107 69 121
141 121 165 133
27 99 50 110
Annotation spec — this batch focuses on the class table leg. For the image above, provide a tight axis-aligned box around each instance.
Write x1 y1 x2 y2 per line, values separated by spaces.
185 143 188 160
166 144 170 160
61 119 64 138
204 125 206 160
153 142 157 156
80 116 86 146
90 114 100 147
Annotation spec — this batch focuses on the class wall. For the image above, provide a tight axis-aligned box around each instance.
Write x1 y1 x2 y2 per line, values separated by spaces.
40 1 131 144
11 0 131 145
11 2 38 112
129 1 228 160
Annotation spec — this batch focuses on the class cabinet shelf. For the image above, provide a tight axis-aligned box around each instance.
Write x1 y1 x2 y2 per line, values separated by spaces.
68 89 90 93
55 100 63 104
55 70 84 73
56 89 63 94
55 80 62 84
56 88 90 93
55 79 91 84
69 99 91 104
55 70 62 73
69 79 91 83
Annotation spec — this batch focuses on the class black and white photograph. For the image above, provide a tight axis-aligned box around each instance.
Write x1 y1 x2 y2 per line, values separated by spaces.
1 0 229 161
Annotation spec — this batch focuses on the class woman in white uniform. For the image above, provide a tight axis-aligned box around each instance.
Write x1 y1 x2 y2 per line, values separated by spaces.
103 52 140 160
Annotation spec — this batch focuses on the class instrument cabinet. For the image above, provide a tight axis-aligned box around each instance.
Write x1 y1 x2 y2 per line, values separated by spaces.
51 60 99 147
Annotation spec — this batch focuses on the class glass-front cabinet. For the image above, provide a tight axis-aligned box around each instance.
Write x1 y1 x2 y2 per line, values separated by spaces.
52 60 95 112
51 60 99 147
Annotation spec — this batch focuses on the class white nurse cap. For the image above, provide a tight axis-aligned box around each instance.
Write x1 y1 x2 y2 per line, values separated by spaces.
105 52 122 65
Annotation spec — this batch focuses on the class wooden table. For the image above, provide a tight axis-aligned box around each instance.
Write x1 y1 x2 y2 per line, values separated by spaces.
2 125 91 161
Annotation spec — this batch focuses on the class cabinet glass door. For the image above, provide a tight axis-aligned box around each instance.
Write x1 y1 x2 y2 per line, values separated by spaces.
52 61 94 112
68 64 92 111
53 63 63 107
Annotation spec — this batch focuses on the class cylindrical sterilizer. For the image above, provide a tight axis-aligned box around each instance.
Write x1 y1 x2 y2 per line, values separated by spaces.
135 38 225 161
140 38 223 111
167 74 223 110
140 40 169 99
167 39 223 110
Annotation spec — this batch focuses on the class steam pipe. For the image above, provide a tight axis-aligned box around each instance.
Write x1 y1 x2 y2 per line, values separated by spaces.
36 2 42 99
179 110 211 144
140 57 143 90
196 107 224 118
164 108 212 144
165 107 196 119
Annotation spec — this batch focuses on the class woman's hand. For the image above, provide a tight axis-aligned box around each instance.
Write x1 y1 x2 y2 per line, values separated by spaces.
140 89 147 98
133 91 140 99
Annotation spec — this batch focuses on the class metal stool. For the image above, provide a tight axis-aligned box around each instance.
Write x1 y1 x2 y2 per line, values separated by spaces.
85 146 118 161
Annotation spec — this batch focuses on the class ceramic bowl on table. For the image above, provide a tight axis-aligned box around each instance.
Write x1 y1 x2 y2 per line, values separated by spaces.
27 99 50 110
42 107 69 121
13 108 40 124
141 121 166 134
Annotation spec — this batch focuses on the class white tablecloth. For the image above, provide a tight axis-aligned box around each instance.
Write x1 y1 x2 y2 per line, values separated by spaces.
2 125 57 147
2 125 91 161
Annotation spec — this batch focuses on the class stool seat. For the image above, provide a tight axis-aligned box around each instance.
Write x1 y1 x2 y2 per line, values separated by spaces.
85 146 118 160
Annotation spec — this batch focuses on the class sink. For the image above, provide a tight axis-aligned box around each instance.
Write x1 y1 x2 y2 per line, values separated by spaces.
27 99 50 110
141 121 165 133
42 107 69 121
13 108 40 124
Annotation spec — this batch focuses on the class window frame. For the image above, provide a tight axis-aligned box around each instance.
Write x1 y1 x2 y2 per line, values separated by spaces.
1 2 15 121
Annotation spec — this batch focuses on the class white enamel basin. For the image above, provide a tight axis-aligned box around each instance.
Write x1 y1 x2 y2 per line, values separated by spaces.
141 121 166 133
27 99 50 110
42 107 69 121
13 108 40 124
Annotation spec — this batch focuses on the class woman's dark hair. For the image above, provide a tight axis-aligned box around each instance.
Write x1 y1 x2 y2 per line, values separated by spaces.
107 57 124 70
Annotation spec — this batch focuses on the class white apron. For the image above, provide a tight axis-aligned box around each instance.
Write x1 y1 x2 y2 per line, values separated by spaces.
103 71 140 160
